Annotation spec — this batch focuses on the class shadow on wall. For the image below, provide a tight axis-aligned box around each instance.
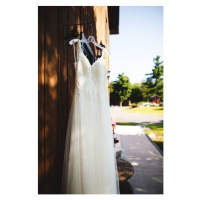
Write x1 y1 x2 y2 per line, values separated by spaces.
38 6 98 194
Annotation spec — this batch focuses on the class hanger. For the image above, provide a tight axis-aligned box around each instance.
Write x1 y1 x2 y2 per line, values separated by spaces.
69 36 110 56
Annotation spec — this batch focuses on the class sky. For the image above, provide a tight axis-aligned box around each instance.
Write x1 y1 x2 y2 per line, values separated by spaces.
109 6 163 85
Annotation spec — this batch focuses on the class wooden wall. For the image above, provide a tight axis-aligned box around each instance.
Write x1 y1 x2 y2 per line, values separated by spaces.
38 6 110 194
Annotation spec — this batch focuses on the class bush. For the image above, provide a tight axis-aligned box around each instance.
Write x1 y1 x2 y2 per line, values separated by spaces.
130 103 138 108
138 101 149 104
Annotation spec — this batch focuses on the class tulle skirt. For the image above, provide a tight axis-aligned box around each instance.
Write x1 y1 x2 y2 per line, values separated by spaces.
61 89 120 194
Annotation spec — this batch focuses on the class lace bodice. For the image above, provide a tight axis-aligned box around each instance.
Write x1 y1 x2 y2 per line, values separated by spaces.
74 40 108 98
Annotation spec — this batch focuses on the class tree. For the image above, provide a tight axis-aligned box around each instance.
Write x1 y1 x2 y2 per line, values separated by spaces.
109 81 114 93
145 56 164 101
110 73 132 106
140 80 148 101
130 83 143 103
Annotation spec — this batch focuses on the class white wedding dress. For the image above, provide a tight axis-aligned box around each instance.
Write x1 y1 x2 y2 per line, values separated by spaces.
61 40 120 194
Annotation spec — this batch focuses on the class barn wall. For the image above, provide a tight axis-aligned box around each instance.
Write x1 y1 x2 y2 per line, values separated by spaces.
38 6 110 194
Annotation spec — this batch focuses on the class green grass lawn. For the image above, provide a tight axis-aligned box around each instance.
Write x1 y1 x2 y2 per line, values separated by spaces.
123 106 163 115
116 122 144 126
145 124 163 152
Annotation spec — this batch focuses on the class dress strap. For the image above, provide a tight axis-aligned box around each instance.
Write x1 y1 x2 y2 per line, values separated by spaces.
72 42 77 64
77 40 82 62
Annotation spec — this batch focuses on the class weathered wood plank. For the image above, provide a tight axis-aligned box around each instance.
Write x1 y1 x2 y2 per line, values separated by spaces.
44 6 59 193
67 6 80 114
80 6 88 36
38 6 45 194
88 6 95 54
57 6 69 194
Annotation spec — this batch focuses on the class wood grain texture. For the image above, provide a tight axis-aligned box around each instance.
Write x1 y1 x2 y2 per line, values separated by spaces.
117 158 134 182
57 6 69 194
38 6 45 194
44 6 59 193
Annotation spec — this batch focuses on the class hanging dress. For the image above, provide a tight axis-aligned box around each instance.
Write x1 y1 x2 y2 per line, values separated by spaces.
61 40 120 194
